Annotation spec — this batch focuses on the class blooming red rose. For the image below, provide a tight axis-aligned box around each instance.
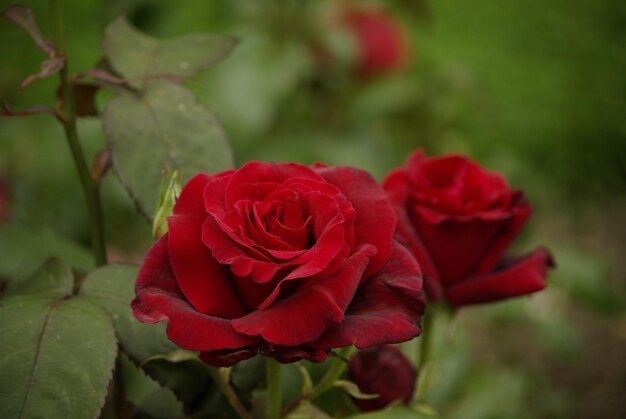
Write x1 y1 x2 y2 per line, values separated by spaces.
348 345 416 412
132 161 425 366
383 150 554 307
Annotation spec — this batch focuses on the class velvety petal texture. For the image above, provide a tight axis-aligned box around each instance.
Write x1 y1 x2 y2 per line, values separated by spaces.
133 161 424 366
383 149 554 307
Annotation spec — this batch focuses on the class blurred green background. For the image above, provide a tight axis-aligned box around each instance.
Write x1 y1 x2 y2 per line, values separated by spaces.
1 1 625 418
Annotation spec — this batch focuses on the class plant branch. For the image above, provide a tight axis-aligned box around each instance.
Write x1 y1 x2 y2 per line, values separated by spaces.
283 346 355 416
49 0 106 266
208 367 253 419
266 357 282 419
417 309 433 372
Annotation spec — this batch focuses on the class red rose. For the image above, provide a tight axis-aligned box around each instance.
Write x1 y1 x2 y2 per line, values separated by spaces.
340 5 410 76
348 345 416 412
133 161 424 366
383 150 554 307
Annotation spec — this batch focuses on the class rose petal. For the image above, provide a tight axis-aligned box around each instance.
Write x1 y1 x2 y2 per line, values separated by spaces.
444 247 554 307
168 173 246 319
311 242 424 349
231 245 376 346
383 169 443 300
132 235 257 351
224 161 324 208
473 191 532 275
262 344 328 364
315 165 396 276
412 215 507 285
199 346 259 367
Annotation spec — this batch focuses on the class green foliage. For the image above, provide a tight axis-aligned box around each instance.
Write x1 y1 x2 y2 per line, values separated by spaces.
103 80 234 217
103 16 237 85
3 257 73 298
0 224 93 281
122 354 184 418
0 260 117 419
347 404 434 419
80 264 177 363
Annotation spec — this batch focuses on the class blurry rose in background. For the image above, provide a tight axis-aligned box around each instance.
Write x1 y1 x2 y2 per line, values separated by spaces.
314 1 411 77
0 176 10 223
348 345 416 411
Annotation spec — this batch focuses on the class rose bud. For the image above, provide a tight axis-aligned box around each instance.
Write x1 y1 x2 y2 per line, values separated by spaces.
317 3 410 77
132 161 425 366
383 150 554 307
348 345 416 411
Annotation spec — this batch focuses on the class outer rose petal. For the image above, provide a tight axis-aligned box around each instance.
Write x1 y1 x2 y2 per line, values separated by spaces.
412 215 507 285
311 242 424 349
473 191 532 275
383 169 443 300
315 165 396 276
132 235 258 351
444 247 554 307
262 344 328 364
231 245 376 346
168 173 246 318
200 346 258 367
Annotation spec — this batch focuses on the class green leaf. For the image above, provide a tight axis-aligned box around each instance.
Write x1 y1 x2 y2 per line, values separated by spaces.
334 380 378 400
103 16 237 85
103 81 234 217
122 354 183 418
141 352 212 409
286 401 332 419
0 224 93 281
0 295 117 419
347 404 435 419
80 264 177 363
3 257 73 298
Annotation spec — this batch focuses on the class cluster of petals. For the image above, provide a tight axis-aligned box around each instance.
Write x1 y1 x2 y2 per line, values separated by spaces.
384 150 554 307
133 161 425 366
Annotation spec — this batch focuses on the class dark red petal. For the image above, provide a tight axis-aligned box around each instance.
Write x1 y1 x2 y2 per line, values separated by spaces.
231 245 376 346
262 344 329 364
199 346 259 367
224 161 323 208
311 242 424 349
383 169 443 300
473 191 532 275
413 215 507 285
315 165 396 276
168 174 246 319
444 247 554 307
132 235 257 351
202 216 282 281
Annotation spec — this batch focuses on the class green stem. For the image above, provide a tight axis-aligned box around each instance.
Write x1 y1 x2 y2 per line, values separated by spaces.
308 346 354 401
266 357 282 419
208 368 253 419
282 346 355 416
49 0 106 266
417 309 433 372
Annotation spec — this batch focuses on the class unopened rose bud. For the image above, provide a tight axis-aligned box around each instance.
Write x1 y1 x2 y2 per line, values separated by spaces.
152 168 181 239
348 345 416 411
338 5 411 77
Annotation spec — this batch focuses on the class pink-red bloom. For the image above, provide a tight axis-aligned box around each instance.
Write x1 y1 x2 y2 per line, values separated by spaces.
384 150 554 307
133 161 424 366
348 345 416 412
